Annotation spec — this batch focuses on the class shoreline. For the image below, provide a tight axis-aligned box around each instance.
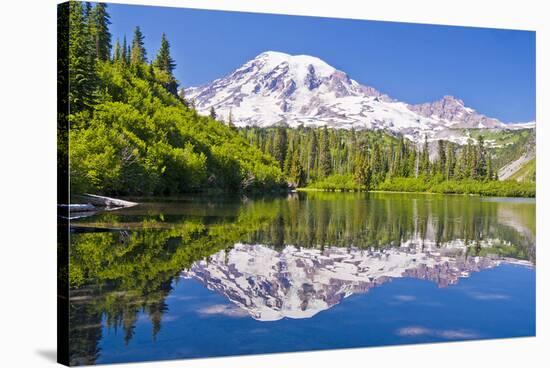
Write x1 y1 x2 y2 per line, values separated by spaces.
297 187 535 199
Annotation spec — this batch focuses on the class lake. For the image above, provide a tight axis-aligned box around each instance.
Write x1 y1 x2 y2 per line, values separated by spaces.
68 192 536 365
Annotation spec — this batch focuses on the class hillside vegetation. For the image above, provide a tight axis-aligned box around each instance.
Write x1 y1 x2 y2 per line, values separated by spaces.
63 2 283 196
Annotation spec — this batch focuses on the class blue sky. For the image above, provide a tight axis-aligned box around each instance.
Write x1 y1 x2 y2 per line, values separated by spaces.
107 3 535 123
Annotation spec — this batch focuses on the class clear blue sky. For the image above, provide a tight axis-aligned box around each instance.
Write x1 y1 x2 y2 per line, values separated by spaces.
107 3 535 123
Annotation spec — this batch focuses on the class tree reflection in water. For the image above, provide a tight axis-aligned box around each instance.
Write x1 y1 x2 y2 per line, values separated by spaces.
67 192 535 365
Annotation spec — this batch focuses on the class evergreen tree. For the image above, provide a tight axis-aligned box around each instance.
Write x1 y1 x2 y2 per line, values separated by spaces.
486 155 494 181
113 38 121 63
121 36 128 64
209 106 216 120
130 26 147 65
455 146 467 180
273 125 288 170
318 126 332 178
437 140 446 175
288 149 305 187
475 135 487 180
370 142 384 185
153 33 178 95
307 130 318 180
91 3 111 61
354 151 372 190
68 1 97 112
445 143 456 180
154 33 176 74
420 135 430 176
466 139 476 179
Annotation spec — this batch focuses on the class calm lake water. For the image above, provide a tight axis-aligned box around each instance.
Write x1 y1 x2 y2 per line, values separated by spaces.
68 192 536 365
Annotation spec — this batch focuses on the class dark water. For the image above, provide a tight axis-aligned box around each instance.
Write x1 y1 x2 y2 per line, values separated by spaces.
68 192 536 365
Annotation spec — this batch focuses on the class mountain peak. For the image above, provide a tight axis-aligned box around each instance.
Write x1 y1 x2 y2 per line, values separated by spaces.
407 95 505 129
441 95 465 105
253 50 337 78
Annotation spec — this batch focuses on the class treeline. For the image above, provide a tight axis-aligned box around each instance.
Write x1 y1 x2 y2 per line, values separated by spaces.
239 125 497 190
61 2 284 195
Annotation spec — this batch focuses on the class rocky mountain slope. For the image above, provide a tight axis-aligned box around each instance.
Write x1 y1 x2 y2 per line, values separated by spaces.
185 51 534 144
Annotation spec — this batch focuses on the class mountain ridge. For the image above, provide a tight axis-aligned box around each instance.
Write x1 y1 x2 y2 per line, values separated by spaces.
185 51 534 144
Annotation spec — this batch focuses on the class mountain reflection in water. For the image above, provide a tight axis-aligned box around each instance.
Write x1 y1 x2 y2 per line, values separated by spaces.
183 241 532 321
67 192 535 365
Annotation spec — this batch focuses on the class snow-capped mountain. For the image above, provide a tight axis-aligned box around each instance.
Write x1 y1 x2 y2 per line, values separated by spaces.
185 51 534 144
182 240 531 321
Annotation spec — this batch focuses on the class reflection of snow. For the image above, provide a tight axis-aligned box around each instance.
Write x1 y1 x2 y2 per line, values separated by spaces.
182 241 532 322
197 304 249 318
396 326 479 339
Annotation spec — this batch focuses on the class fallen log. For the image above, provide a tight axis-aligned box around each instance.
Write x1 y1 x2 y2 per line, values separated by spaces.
58 203 97 212
76 194 138 209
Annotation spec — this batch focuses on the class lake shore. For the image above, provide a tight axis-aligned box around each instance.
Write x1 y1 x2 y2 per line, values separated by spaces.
302 176 535 198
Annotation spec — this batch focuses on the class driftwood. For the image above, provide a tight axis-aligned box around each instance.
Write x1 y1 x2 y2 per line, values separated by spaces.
58 194 138 220
75 194 138 209
58 203 97 212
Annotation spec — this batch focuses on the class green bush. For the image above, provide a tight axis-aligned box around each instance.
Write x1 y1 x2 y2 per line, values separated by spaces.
69 62 284 195
307 174 363 191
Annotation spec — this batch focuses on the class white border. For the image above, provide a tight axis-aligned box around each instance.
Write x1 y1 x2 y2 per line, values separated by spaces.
0 0 546 367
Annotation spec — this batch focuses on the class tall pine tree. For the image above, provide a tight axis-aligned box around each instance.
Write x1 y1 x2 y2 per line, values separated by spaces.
68 1 97 112
130 26 147 65
153 33 178 95
318 126 332 178
91 3 111 61
154 33 176 74
113 38 121 63
121 35 128 64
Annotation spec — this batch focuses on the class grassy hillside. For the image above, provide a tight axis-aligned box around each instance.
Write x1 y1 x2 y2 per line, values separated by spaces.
486 128 535 170
508 158 536 182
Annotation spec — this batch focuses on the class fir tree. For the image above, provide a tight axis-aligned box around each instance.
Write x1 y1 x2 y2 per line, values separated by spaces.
154 33 176 74
437 140 446 175
307 130 318 180
475 135 487 180
130 26 147 65
121 35 127 64
420 135 430 176
318 126 332 178
209 106 216 120
273 125 288 170
288 148 305 187
445 143 456 180
354 151 372 190
91 3 111 61
113 38 121 63
68 1 97 112
154 33 178 95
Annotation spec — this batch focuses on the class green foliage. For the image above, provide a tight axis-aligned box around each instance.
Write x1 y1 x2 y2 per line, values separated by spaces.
66 3 284 195
241 126 517 195
377 177 535 197
69 61 283 195
307 174 361 191
68 1 97 112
